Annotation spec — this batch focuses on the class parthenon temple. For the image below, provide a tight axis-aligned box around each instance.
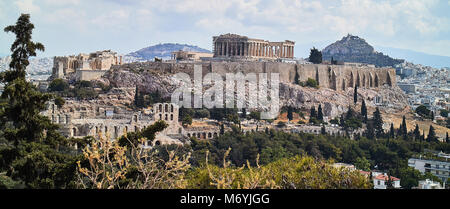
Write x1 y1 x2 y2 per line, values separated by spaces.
212 34 295 59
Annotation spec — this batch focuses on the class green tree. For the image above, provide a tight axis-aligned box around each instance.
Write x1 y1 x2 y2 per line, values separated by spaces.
365 121 375 140
304 78 319 88
310 106 317 119
331 56 338 65
249 111 260 121
48 79 69 92
182 115 193 126
373 108 384 138
353 85 358 104
446 132 449 143
308 47 322 64
321 125 326 135
415 105 432 119
361 99 368 123
440 109 449 117
118 120 168 147
294 69 300 85
54 96 65 108
134 86 145 108
427 125 437 142
0 14 76 188
287 106 294 121
194 109 210 119
317 104 323 121
413 124 421 141
389 123 395 139
398 116 407 138
355 157 370 171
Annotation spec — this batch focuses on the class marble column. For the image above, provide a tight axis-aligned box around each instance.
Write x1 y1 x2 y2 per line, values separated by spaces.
264 44 267 57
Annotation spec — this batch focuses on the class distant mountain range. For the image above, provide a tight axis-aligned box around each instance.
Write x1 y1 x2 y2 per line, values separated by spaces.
0 56 53 80
322 35 404 67
375 46 450 69
124 43 211 62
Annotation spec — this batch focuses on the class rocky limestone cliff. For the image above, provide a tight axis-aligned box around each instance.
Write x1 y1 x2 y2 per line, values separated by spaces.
322 35 404 67
96 66 409 119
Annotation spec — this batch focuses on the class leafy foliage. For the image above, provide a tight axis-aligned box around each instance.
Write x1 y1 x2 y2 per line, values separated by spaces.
0 14 78 188
308 47 322 64
415 105 433 119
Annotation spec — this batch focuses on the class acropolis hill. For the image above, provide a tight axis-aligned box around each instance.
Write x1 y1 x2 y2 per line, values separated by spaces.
46 34 414 141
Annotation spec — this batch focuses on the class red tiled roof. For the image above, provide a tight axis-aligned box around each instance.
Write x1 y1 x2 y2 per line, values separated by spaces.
374 174 400 181
359 170 371 176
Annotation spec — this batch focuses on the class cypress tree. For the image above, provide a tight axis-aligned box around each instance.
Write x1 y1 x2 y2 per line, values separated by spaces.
321 124 326 135
294 69 300 85
317 104 323 121
427 125 437 142
134 86 145 108
399 116 407 138
446 132 449 143
373 107 384 138
310 106 317 119
389 123 395 139
353 85 358 104
366 121 375 140
413 124 421 141
361 99 368 123
0 14 75 188
287 106 293 121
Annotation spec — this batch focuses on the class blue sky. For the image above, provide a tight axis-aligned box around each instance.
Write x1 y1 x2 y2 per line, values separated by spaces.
1 0 450 58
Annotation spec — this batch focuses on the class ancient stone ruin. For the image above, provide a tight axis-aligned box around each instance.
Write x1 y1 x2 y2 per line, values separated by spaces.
212 33 295 59
51 50 122 81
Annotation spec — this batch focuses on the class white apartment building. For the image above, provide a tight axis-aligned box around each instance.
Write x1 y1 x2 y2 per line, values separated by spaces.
408 158 450 182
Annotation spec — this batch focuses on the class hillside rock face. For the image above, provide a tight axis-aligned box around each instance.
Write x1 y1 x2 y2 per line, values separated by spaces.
125 43 210 62
97 66 409 119
322 35 403 67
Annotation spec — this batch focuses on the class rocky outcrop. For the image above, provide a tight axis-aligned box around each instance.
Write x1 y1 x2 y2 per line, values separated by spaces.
96 65 409 119
322 35 403 67
280 83 408 118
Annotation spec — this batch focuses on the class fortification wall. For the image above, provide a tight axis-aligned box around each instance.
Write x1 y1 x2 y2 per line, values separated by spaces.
111 61 396 91
76 70 107 81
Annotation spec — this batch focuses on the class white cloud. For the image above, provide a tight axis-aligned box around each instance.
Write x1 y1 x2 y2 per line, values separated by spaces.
2 0 450 57
15 0 40 13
